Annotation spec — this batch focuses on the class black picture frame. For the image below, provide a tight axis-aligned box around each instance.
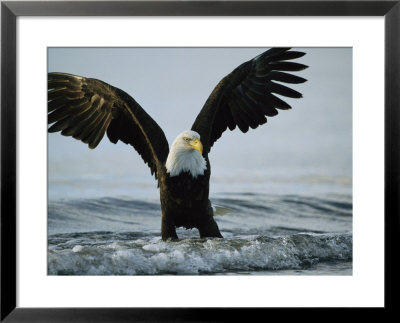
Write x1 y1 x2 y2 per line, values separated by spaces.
1 0 398 321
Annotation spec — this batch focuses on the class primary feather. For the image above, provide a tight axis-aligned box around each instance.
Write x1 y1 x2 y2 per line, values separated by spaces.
48 72 169 179
191 47 307 154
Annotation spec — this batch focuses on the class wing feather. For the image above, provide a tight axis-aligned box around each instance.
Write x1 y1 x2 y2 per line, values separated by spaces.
266 82 303 98
191 48 307 154
48 72 169 179
228 99 250 133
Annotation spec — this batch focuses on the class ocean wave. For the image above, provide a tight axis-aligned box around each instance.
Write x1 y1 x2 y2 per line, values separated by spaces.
48 232 352 275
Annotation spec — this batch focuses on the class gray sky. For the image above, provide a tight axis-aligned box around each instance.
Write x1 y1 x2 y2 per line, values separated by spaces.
48 47 352 197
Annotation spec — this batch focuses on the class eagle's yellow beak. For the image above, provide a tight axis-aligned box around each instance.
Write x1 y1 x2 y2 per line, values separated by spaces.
190 139 203 155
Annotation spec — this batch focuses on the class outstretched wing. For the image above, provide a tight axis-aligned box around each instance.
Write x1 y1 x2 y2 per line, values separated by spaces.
48 72 169 179
191 48 308 154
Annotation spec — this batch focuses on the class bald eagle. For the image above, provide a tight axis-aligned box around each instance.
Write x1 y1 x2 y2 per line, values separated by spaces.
48 48 307 240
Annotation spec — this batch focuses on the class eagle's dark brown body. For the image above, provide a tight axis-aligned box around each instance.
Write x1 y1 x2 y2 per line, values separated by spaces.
47 48 307 241
159 158 222 240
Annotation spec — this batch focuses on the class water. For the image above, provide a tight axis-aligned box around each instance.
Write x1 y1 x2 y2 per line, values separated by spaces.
48 184 352 275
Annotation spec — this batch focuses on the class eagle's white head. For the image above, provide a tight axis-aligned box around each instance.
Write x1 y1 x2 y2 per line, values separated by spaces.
165 130 207 178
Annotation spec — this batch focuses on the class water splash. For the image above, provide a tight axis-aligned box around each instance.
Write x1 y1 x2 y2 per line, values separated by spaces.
48 232 352 275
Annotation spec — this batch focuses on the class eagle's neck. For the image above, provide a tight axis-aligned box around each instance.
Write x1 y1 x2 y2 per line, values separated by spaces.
165 146 207 178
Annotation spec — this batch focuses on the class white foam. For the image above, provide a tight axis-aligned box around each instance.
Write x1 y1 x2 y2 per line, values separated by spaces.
48 233 352 275
72 245 83 253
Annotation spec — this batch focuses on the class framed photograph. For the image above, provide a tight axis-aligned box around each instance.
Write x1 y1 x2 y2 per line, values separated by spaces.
1 0 398 321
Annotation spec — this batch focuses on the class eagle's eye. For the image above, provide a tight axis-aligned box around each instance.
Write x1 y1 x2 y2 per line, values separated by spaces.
184 137 190 142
